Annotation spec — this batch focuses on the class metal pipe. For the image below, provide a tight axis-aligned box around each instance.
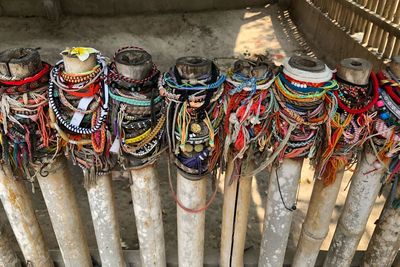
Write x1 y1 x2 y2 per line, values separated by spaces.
37 158 92 267
258 158 304 267
323 149 384 267
292 168 345 267
177 171 207 267
0 167 53 267
130 165 166 267
87 174 125 267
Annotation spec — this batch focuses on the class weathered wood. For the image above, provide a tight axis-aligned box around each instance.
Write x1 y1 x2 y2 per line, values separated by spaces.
362 183 400 267
220 158 253 267
61 51 97 74
87 174 125 267
0 222 21 267
336 58 372 85
0 167 53 267
116 48 166 266
115 49 153 80
177 171 207 267
176 57 212 79
0 48 42 79
37 158 92 267
0 49 52 266
258 158 304 267
293 169 344 267
323 148 384 267
130 165 165 267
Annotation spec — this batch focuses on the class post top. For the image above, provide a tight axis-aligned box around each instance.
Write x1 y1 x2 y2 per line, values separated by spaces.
176 56 212 79
0 48 42 79
337 58 372 85
115 49 153 80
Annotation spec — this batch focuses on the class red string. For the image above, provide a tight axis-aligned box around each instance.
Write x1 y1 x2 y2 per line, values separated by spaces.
377 71 400 105
334 72 379 114
0 63 50 86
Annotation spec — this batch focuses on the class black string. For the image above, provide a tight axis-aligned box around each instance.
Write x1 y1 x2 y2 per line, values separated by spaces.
275 167 297 212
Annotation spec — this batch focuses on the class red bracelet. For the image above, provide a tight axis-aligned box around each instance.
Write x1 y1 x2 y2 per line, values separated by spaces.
0 63 50 86
65 83 100 98
334 72 379 114
377 71 400 105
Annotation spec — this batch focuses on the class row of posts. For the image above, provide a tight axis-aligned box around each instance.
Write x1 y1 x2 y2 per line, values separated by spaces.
0 48 399 267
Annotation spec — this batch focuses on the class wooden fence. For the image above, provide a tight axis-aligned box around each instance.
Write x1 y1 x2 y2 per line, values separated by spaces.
308 0 400 60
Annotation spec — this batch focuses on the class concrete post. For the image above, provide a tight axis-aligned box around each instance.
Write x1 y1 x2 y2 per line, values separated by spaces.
0 222 21 267
292 169 344 267
0 48 52 267
177 171 207 267
323 149 384 267
87 174 125 267
220 158 253 267
258 158 303 267
293 58 372 267
130 165 166 267
37 158 92 267
113 47 166 267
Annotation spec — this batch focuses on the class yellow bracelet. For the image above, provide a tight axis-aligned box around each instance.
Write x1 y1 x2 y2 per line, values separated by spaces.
124 128 151 144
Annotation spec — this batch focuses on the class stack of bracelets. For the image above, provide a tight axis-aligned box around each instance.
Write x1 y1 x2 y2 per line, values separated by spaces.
270 56 337 162
0 48 59 182
224 56 276 166
48 48 112 185
316 61 379 185
108 47 165 169
160 57 226 178
375 63 400 183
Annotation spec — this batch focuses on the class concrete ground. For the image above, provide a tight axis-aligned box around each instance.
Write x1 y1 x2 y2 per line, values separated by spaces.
0 2 386 264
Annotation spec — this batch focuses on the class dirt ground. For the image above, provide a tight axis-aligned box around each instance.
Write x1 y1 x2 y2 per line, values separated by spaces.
0 2 386 263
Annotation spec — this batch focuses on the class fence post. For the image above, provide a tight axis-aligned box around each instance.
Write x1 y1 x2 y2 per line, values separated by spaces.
293 57 373 267
0 222 21 267
323 149 384 266
259 158 303 267
86 174 125 267
64 52 126 267
293 169 344 267
130 165 166 267
177 172 207 267
0 48 53 267
362 56 400 267
37 158 92 267
111 47 166 266
220 158 253 267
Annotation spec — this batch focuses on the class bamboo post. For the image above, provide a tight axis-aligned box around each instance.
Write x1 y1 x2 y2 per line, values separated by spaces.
177 171 207 267
362 56 400 267
86 174 125 267
220 157 253 267
292 168 344 267
323 151 385 266
293 58 372 267
114 48 166 267
258 158 303 267
0 48 53 267
62 51 125 267
174 56 214 267
37 157 92 267
130 165 165 267
0 222 21 267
